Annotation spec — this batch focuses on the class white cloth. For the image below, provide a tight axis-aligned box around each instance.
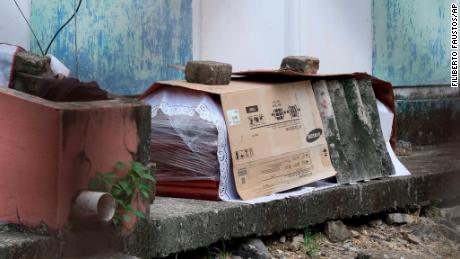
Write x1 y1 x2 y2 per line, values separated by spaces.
376 100 411 176
47 54 71 78
0 44 19 88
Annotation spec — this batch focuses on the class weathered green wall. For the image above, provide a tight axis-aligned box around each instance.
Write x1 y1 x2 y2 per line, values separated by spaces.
373 0 450 86
31 0 192 95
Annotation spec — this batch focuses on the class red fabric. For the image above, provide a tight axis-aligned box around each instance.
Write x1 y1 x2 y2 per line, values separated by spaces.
8 46 23 89
139 82 163 100
156 180 219 200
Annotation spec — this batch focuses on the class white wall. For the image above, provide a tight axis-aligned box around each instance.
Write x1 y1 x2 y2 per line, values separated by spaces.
0 0 31 49
301 0 372 74
193 0 372 74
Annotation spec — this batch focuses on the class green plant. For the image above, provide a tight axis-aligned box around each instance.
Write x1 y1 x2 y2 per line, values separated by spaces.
303 227 320 255
88 161 155 225
207 241 232 259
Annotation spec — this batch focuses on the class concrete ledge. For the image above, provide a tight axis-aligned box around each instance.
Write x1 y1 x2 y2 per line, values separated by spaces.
142 170 460 258
0 233 59 259
1 145 459 258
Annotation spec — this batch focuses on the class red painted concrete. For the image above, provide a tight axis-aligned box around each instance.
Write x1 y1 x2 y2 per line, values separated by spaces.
0 88 149 230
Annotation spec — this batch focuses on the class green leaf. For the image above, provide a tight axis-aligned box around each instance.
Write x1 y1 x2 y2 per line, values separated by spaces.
119 181 133 196
115 162 127 170
103 178 113 186
141 190 150 199
133 210 145 219
112 186 123 197
104 172 117 178
131 161 146 176
117 200 129 210
139 182 149 191
141 173 155 182
122 215 131 222
88 178 101 191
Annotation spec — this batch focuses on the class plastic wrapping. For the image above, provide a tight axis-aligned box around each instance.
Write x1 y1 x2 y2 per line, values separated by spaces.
152 110 220 181
143 86 233 190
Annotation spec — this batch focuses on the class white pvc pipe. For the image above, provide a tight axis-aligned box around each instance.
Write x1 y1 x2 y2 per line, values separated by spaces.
71 191 116 222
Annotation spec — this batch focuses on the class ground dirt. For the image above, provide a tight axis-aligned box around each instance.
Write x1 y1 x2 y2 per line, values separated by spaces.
174 206 460 259
265 214 459 259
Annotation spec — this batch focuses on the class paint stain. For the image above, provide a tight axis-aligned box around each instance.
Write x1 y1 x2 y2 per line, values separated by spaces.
373 0 450 86
30 0 193 95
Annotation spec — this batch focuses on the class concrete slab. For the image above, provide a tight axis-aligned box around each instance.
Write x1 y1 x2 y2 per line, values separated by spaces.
312 79 394 183
0 233 59 259
144 170 459 258
1 144 459 258
0 88 151 230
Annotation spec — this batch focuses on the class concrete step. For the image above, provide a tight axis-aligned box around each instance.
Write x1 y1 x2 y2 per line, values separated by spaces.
0 232 59 259
65 253 140 259
144 169 460 258
1 144 459 258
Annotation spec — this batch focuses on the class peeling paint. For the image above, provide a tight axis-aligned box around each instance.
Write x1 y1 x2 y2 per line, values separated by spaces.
30 0 192 95
373 0 450 86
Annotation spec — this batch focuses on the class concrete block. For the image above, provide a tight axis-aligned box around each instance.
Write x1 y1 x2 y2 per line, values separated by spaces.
312 79 394 183
0 88 151 230
138 168 460 258
185 61 232 85
0 233 59 259
280 56 319 74
312 80 352 179
12 51 51 76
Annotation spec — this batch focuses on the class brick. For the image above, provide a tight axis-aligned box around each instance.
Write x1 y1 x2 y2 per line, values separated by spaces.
280 56 319 74
185 61 232 85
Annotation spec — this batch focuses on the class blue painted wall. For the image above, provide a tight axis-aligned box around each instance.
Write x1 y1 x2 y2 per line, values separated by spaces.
373 0 450 86
31 0 192 95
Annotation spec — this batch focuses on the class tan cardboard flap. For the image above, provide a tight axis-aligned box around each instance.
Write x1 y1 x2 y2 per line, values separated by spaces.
157 80 266 95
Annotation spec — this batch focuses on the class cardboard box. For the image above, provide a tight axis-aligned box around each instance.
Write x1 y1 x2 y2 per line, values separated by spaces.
154 79 336 200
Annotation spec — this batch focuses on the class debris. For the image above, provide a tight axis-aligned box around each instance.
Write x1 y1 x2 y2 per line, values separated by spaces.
350 230 361 238
278 235 286 243
395 140 413 156
280 56 319 74
436 223 460 243
75 253 141 259
401 232 421 245
410 224 442 240
185 60 232 85
356 250 418 259
344 241 359 252
439 205 460 224
367 219 383 228
286 234 304 251
235 238 270 259
385 213 414 225
324 220 351 242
